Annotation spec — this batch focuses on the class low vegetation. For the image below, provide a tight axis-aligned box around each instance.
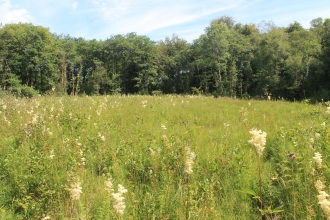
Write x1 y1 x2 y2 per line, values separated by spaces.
0 94 330 219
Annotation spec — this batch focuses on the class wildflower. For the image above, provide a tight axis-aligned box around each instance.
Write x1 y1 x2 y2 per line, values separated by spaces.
32 114 38 124
4 116 11 125
321 122 326 128
315 180 325 192
142 100 147 108
149 148 155 155
41 215 51 220
98 133 106 142
2 104 7 110
112 184 128 216
326 107 330 114
80 157 86 166
315 179 330 219
224 123 230 127
68 178 82 201
313 152 323 169
104 178 114 194
49 150 55 159
239 107 249 120
247 129 267 155
315 133 321 139
310 138 315 144
161 124 167 130
184 146 196 174
287 152 296 160
47 128 53 137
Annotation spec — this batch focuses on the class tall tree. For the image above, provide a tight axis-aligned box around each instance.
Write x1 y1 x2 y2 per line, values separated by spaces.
0 23 59 94
157 34 191 94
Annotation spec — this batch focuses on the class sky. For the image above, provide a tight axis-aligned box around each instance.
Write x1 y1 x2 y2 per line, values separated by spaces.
1 0 329 42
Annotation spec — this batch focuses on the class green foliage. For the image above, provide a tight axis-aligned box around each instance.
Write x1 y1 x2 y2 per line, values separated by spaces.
0 95 329 219
0 17 330 100
3 74 39 97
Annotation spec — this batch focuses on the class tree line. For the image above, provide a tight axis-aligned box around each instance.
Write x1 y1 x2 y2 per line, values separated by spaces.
0 16 329 101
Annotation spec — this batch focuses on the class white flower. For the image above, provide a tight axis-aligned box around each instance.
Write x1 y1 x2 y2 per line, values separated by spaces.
184 146 196 174
118 184 128 194
247 129 267 155
315 133 321 139
80 157 86 166
98 133 106 142
313 152 323 169
315 180 325 192
112 184 128 216
315 179 330 218
49 150 55 159
68 179 82 201
32 114 39 124
326 107 330 114
161 124 167 130
104 178 114 194
321 122 326 128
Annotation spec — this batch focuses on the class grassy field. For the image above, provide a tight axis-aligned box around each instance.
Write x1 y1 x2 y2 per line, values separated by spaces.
0 95 329 219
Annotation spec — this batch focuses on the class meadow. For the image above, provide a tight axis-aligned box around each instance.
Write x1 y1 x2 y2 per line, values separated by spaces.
0 95 329 219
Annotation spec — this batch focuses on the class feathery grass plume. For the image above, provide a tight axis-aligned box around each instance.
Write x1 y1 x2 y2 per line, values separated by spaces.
112 184 128 217
313 152 323 169
247 128 267 155
68 177 83 201
184 146 196 174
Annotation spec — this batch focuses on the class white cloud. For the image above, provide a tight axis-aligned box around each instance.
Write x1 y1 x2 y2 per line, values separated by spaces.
72 2 78 10
92 0 129 21
0 0 34 24
91 0 243 38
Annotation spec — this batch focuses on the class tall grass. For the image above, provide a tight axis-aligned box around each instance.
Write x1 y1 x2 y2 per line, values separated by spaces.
0 95 329 219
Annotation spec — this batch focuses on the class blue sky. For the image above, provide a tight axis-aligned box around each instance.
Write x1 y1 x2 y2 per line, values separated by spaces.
1 0 329 42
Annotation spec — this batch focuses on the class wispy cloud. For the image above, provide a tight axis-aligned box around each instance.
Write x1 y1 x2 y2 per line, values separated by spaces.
0 0 34 24
1 0 329 42
92 0 130 21
90 0 243 39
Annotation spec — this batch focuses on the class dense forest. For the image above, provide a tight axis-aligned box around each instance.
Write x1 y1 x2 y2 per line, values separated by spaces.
0 16 329 101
